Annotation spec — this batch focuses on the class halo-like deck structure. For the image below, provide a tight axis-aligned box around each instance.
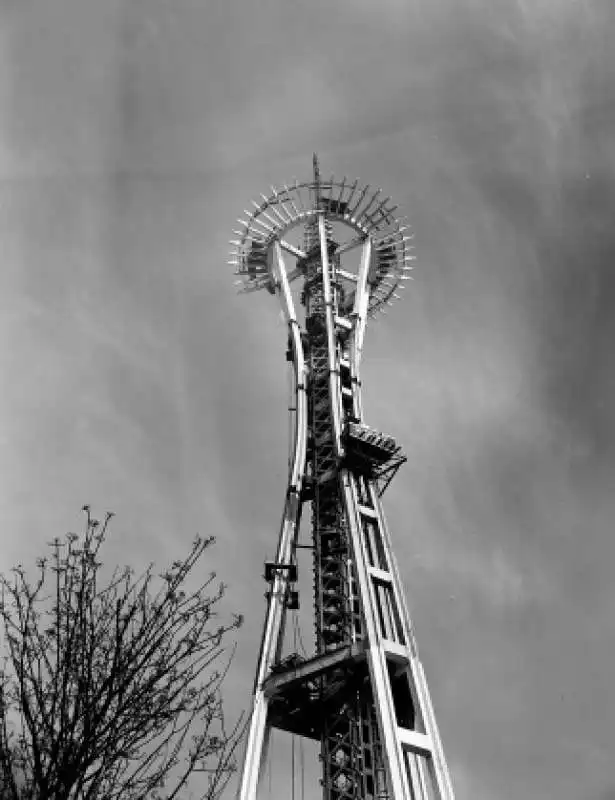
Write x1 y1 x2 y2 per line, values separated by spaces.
229 157 414 315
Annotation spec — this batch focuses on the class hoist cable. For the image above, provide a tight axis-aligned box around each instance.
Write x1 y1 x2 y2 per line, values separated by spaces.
295 615 308 658
291 733 296 800
292 611 298 800
300 734 305 800
289 601 305 800
291 611 308 659
267 729 273 800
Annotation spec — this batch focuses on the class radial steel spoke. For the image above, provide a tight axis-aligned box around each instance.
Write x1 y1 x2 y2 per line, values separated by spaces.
348 183 370 219
344 178 360 213
280 240 306 259
336 234 366 256
284 183 301 216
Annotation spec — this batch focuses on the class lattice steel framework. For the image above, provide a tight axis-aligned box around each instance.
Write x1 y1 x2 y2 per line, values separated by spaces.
230 157 454 800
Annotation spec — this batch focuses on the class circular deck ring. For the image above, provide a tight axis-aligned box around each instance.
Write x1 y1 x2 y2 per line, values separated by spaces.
230 176 414 316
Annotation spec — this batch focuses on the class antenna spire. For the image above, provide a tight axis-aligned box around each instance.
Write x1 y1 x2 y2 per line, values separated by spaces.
313 152 321 206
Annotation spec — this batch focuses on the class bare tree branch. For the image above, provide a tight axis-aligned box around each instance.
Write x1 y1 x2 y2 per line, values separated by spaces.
0 509 245 800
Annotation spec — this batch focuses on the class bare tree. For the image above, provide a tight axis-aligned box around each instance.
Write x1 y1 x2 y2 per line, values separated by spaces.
0 507 245 800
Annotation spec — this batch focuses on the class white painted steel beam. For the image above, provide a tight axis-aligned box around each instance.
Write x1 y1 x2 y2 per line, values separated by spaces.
334 315 353 331
282 184 300 217
382 639 409 664
337 175 347 203
319 214 343 458
357 502 377 519
398 729 433 758
365 482 456 799
336 267 359 282
236 243 308 800
357 188 382 222
340 468 414 800
280 240 306 259
336 235 365 256
368 566 393 585
266 194 291 226
347 182 370 220
344 178 360 210
349 237 372 420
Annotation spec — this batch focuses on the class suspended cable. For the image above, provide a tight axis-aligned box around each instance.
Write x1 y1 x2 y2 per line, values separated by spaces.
291 611 303 800
291 733 296 800
300 735 305 800
294 615 308 659
291 614 297 800
267 729 273 800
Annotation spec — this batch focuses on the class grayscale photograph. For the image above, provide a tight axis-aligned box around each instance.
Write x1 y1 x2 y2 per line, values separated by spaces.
0 2 613 799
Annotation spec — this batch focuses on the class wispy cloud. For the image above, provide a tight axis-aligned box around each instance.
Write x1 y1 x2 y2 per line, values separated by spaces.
1 1 614 798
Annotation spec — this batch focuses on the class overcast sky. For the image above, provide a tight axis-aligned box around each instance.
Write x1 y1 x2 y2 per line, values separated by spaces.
1 1 614 798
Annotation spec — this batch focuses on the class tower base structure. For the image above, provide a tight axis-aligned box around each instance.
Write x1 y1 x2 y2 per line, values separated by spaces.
230 157 454 800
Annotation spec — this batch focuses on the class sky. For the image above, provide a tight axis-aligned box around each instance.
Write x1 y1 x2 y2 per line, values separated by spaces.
1 0 614 798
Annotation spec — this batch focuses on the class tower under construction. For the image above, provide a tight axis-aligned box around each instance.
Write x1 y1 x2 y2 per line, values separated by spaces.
230 156 454 800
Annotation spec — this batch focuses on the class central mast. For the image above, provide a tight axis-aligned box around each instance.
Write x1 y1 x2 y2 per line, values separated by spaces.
303 153 379 800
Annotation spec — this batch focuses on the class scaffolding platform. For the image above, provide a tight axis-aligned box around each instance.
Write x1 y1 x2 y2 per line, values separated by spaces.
343 422 407 495
265 644 367 741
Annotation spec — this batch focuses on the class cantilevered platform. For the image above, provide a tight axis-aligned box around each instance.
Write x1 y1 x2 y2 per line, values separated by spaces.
265 643 367 740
